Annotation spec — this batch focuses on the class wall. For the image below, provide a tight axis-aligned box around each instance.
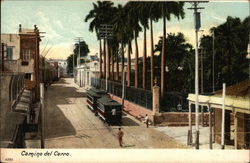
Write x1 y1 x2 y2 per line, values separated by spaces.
214 108 231 145
109 94 153 120
1 34 20 60
237 112 250 149
0 74 12 128
154 112 209 126
109 93 210 126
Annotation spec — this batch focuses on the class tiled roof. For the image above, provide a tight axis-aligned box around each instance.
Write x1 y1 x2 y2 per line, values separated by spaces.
215 79 250 97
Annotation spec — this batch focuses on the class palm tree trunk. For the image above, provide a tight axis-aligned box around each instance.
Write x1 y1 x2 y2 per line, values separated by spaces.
103 39 106 79
127 41 131 87
116 46 119 81
121 43 124 84
111 48 114 80
143 27 147 90
99 39 102 78
107 41 110 80
161 16 166 98
134 31 139 88
150 18 154 89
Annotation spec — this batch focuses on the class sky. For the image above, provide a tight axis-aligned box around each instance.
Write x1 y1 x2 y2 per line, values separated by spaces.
1 0 249 59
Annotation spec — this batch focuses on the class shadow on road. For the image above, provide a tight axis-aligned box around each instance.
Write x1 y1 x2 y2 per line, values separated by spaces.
121 117 140 126
52 78 70 84
44 78 87 139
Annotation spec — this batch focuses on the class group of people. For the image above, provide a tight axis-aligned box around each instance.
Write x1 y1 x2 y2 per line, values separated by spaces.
117 114 150 147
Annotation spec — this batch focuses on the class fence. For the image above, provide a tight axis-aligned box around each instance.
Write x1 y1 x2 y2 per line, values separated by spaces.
91 77 152 110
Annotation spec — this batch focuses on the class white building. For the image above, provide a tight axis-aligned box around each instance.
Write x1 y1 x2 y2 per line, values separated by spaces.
75 60 99 87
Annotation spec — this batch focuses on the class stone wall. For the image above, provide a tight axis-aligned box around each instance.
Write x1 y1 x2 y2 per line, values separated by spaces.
154 112 209 126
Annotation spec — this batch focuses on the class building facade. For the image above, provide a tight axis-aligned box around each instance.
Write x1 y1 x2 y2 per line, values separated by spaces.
48 59 68 78
75 60 99 87
1 24 41 101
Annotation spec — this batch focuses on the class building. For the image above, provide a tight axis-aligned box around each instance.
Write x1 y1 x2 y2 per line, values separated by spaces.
48 59 68 77
1 24 41 101
75 60 99 87
187 79 250 149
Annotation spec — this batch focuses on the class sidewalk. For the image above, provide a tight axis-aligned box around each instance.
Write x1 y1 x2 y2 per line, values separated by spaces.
155 126 235 149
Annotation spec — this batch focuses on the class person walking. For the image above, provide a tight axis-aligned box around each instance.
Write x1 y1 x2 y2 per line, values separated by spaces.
117 128 124 147
145 114 149 128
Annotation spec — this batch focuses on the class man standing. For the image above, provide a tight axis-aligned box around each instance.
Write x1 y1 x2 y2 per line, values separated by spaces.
117 128 124 147
145 114 149 128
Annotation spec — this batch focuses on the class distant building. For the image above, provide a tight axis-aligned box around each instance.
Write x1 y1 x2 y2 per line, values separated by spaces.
48 59 68 77
75 60 99 87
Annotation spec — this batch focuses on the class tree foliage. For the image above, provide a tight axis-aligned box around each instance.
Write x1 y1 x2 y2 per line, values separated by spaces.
67 40 90 74
200 16 249 92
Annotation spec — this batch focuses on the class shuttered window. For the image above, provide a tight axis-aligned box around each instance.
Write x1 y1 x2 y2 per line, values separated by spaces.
6 47 13 60
23 49 30 61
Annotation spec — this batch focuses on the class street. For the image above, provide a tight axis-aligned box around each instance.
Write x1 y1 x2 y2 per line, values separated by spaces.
30 78 187 148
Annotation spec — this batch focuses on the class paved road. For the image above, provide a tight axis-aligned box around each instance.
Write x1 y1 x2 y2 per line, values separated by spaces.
28 78 187 149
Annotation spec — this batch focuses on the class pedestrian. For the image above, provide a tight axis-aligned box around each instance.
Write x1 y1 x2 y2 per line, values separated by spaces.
30 107 36 123
145 114 149 128
117 128 124 147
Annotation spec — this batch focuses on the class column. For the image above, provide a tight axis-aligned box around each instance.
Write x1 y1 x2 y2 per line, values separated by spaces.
188 102 193 145
234 111 237 149
152 80 160 125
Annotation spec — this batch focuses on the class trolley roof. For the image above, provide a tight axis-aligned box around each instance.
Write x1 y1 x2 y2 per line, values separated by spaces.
97 96 122 106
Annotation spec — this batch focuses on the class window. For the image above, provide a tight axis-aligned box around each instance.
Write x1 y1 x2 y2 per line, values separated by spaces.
23 49 30 61
6 47 13 60
24 73 31 80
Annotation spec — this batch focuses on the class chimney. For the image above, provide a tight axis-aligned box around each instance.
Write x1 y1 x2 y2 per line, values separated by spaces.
19 24 22 33
34 25 37 32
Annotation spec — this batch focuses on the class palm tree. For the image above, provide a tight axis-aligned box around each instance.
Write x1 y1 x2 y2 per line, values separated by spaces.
99 39 102 78
125 2 142 88
148 2 161 89
112 4 132 86
158 2 185 97
85 1 116 79
137 2 150 90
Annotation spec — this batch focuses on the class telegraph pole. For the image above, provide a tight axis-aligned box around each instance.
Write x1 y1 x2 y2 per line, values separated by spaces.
212 30 215 93
74 37 83 67
188 1 207 149
98 24 113 91
74 37 83 84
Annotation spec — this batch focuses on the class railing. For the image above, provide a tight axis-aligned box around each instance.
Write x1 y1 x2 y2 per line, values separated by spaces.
91 77 152 110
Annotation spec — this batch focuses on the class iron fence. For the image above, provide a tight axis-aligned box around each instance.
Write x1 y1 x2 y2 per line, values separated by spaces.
91 77 152 110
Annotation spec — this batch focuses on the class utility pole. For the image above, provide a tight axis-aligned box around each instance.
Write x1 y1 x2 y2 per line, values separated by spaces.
188 1 207 149
74 37 83 85
212 30 215 93
40 83 45 148
98 24 113 91
72 53 75 79
221 83 226 149
74 37 83 67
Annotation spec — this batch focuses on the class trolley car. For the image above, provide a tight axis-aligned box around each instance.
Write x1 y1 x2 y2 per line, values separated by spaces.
86 88 106 114
96 96 122 124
